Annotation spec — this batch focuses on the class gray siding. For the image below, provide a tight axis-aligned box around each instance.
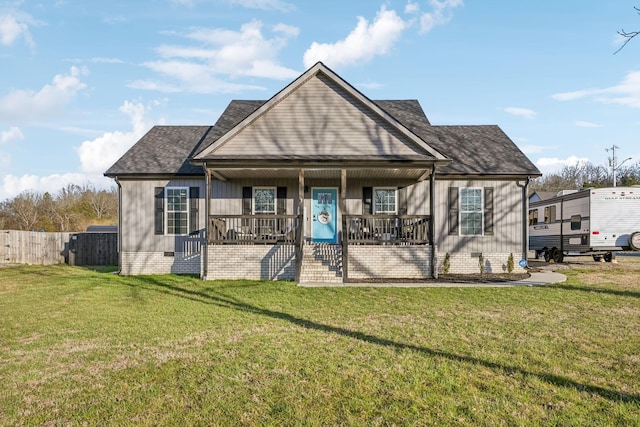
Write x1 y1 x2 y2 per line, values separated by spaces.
434 179 524 254
210 179 298 215
213 74 426 158
120 178 205 253
210 178 430 241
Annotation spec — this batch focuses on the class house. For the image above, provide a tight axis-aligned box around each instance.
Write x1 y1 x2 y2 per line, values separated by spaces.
105 62 541 282
529 190 557 203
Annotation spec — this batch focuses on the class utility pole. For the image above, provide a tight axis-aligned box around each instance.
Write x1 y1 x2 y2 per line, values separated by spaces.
606 145 632 187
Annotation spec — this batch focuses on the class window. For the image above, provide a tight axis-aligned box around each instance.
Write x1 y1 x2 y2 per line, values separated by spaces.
166 187 188 235
253 187 276 214
460 188 483 236
544 205 556 224
374 188 397 214
529 209 538 226
570 214 581 230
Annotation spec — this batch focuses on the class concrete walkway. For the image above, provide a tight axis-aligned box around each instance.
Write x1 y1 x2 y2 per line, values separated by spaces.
298 271 567 288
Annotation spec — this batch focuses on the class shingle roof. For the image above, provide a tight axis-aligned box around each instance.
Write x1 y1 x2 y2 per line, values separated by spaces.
374 100 540 176
431 125 539 175
105 98 540 178
104 126 210 177
105 101 264 177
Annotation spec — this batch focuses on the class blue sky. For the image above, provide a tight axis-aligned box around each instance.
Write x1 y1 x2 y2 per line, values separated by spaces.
1 0 639 201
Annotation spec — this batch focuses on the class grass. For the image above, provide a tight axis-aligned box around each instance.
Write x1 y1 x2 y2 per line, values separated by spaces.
0 263 639 426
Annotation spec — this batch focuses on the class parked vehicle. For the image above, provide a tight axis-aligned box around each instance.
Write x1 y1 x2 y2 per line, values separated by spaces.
529 187 640 262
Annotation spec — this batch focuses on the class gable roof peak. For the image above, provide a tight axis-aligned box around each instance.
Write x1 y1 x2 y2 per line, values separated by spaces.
194 62 446 161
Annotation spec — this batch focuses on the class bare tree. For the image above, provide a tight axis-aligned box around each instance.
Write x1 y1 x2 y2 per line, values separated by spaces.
615 6 640 54
531 160 640 193
83 186 117 219
9 191 42 230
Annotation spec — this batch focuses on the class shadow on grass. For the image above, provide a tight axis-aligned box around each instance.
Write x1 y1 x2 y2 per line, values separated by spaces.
126 276 639 405
545 283 640 299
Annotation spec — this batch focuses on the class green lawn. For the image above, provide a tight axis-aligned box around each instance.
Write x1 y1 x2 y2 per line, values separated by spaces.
1 263 639 426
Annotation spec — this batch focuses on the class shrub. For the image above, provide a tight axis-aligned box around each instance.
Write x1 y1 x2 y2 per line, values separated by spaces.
507 253 514 273
443 252 451 274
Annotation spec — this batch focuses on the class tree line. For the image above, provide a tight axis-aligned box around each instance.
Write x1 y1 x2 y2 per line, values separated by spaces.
0 184 118 232
530 160 640 193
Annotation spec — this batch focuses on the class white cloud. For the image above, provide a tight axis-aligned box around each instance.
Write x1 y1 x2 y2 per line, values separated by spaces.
229 0 295 12
551 89 594 101
75 101 152 175
358 81 383 90
134 20 299 93
575 120 602 128
0 100 150 201
0 172 113 202
91 57 124 64
419 0 463 34
405 2 420 14
520 144 546 155
504 107 537 119
536 155 589 175
303 6 406 69
273 23 299 38
171 0 195 6
0 12 34 47
0 66 87 123
551 70 640 108
1 126 23 143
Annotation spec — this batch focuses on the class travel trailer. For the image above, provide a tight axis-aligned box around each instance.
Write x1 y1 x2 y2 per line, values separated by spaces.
529 187 640 262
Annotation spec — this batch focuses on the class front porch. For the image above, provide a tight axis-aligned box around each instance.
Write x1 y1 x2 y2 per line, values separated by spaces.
205 213 433 283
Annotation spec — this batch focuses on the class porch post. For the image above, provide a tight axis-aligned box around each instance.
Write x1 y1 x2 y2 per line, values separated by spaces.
429 164 437 279
294 169 305 282
341 168 348 283
202 167 210 280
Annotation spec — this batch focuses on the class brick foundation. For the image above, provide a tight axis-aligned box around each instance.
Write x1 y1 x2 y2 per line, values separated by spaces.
435 252 526 275
120 251 201 275
347 246 433 280
206 244 295 280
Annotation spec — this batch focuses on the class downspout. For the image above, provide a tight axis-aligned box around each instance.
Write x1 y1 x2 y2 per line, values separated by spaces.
114 176 122 274
518 176 532 263
202 165 210 280
429 164 437 278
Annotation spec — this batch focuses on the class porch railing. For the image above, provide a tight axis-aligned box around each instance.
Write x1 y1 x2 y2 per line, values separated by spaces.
344 215 431 245
209 214 299 244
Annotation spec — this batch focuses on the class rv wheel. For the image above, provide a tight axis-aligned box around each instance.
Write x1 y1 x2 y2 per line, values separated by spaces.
604 252 613 263
543 250 551 262
630 232 640 251
592 254 603 262
551 248 563 263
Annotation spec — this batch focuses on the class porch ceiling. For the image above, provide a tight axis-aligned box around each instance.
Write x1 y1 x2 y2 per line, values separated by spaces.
208 167 431 181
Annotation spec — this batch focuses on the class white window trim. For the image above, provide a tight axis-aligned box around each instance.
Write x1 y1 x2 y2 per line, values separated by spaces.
253 186 277 214
373 187 397 214
459 187 484 236
165 186 189 236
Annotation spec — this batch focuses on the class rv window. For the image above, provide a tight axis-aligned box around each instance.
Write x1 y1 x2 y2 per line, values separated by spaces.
544 206 556 224
528 209 538 225
570 215 581 230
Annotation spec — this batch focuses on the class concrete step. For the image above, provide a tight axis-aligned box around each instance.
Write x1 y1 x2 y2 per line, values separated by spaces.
299 244 343 283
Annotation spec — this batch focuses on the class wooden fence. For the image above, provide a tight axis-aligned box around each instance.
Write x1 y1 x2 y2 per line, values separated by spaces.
68 232 118 266
0 230 117 266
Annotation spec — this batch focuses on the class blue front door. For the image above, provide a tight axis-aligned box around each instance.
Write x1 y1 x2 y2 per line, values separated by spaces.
312 188 338 243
